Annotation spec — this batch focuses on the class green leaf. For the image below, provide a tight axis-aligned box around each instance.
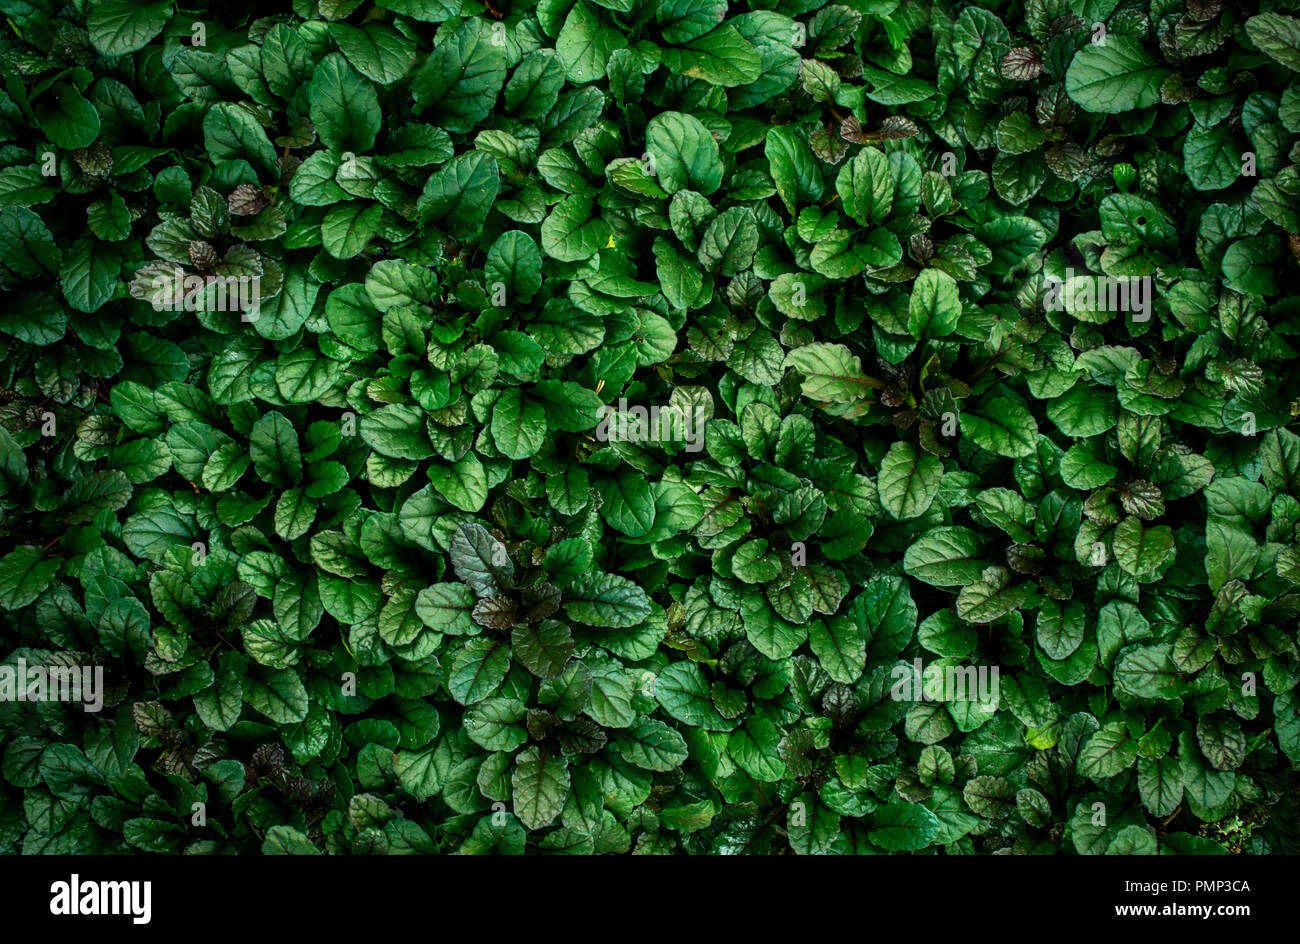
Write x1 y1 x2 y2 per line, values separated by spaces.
88 0 173 57
878 441 943 520
653 237 705 310
1036 599 1086 660
541 193 611 262
766 125 823 214
194 655 244 731
321 202 382 259
1246 13 1300 71
908 268 961 339
1115 644 1181 700
836 146 894 226
614 719 689 771
593 472 656 537
416 583 478 635
1137 756 1183 817
869 800 941 851
505 50 566 118
647 112 724 196
60 238 121 314
655 662 732 729
904 527 986 587
697 207 759 276
36 84 101 150
1065 36 1171 113
564 573 652 627
656 0 726 43
491 389 547 460
411 18 506 133
309 53 382 152
429 454 490 512
394 746 445 801
418 151 500 238
329 22 417 85
244 670 309 724
956 567 1029 624
365 259 438 312
960 396 1038 458
485 231 543 304
1184 124 1241 192
512 747 570 829
203 102 278 177
249 412 302 486
784 343 879 402
1112 517 1176 580
448 638 510 705
511 621 574 677
659 24 762 87
449 523 514 595
0 546 59 610
263 826 322 855
1077 722 1138 779
809 617 865 683
556 0 626 84
58 470 132 524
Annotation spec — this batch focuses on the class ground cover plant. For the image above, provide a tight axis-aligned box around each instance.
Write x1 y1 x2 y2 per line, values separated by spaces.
0 0 1299 855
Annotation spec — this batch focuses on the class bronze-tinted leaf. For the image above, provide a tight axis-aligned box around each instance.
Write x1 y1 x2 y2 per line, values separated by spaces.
1006 543 1046 575
248 742 285 780
1048 12 1084 33
525 708 560 741
811 126 848 164
228 183 270 215
1045 142 1086 181
879 116 920 138
558 718 606 753
1120 480 1165 520
1002 47 1043 81
520 582 561 622
841 115 867 143
1084 488 1123 525
1036 84 1077 126
73 141 112 177
511 619 573 677
132 700 176 738
841 114 918 143
891 408 918 429
778 727 815 777
473 595 518 629
820 682 856 721
1160 72 1196 104
189 240 218 270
